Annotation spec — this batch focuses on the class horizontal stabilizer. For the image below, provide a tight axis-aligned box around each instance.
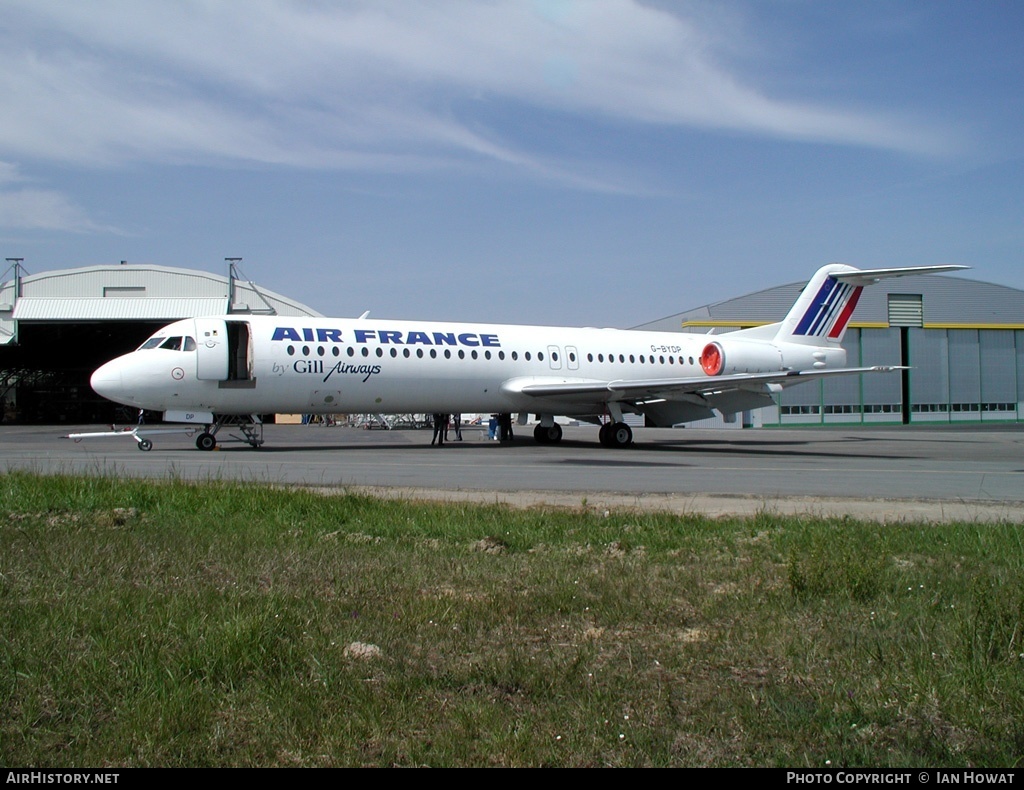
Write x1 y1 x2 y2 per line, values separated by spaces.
831 264 969 286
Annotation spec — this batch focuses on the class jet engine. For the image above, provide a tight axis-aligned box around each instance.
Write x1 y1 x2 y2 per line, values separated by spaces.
700 339 847 376
699 340 783 376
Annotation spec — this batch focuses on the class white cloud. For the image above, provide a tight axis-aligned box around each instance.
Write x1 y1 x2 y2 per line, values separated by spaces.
0 161 118 233
0 188 113 232
0 0 953 179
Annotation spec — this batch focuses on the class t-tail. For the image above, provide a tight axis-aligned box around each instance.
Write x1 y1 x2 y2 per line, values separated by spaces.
766 263 968 347
701 263 968 376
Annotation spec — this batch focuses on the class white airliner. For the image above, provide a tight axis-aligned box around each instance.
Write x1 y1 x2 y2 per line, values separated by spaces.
89 263 965 451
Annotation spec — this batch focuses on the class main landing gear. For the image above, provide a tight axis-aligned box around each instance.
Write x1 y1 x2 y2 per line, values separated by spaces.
533 422 563 444
194 415 265 451
599 421 633 448
531 413 635 448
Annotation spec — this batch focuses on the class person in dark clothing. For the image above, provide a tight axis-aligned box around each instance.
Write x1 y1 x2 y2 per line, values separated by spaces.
498 413 513 442
450 413 462 441
431 413 446 446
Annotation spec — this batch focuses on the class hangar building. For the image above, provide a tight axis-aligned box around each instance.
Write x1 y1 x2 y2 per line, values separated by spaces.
635 271 1024 427
0 261 320 424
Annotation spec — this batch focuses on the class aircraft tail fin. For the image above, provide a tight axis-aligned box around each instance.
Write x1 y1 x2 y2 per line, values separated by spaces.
768 263 968 346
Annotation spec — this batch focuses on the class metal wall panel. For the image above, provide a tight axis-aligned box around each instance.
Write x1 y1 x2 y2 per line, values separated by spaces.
908 328 950 421
948 329 981 420
1017 331 1024 414
980 330 1017 419
860 328 901 420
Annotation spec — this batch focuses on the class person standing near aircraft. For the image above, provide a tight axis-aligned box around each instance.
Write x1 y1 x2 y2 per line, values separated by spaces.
451 413 462 441
431 413 446 446
498 413 513 442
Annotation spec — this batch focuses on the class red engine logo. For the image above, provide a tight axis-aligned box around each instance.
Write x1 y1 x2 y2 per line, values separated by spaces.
700 343 723 376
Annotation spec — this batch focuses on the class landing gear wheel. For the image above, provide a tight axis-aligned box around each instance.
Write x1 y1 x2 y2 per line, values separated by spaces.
609 422 632 448
534 423 563 444
600 422 632 448
137 438 153 452
196 432 217 451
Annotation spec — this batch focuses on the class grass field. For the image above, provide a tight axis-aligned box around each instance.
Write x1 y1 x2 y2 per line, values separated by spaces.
2 471 1022 767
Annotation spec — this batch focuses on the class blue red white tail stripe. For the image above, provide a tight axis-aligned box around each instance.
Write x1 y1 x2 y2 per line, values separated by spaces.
793 276 863 339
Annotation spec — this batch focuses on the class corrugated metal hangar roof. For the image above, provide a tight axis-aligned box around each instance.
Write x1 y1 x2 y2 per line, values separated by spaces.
13 297 229 321
0 263 322 343
634 271 1024 332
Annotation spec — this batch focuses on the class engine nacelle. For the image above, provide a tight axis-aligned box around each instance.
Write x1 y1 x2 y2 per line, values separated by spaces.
700 340 783 376
776 342 847 371
700 339 848 376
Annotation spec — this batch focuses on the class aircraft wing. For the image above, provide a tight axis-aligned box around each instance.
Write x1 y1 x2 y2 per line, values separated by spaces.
505 366 904 403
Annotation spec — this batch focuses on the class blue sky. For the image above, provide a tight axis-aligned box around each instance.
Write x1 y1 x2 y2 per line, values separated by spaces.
1 0 1021 327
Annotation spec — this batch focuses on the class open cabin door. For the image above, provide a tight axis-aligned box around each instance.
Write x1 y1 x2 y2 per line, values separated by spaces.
195 319 253 382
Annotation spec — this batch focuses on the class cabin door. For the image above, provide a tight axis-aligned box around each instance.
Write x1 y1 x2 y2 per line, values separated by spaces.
195 319 228 381
194 319 253 382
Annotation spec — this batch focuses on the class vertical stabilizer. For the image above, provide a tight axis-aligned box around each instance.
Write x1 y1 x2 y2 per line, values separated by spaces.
777 263 863 345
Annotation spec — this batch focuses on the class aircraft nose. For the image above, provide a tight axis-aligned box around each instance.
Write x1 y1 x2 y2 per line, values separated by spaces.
90 359 125 402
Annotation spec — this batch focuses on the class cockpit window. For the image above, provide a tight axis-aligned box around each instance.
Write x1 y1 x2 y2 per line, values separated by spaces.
139 333 195 351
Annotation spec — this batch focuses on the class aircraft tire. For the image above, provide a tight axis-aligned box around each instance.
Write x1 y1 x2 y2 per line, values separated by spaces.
608 422 633 448
534 423 563 444
196 432 217 451
598 423 612 447
137 438 153 452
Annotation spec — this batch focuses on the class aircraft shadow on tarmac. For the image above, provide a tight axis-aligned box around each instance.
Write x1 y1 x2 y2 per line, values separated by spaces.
182 434 917 463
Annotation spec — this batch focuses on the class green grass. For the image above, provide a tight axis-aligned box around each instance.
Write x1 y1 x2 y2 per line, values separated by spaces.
2 471 1022 767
